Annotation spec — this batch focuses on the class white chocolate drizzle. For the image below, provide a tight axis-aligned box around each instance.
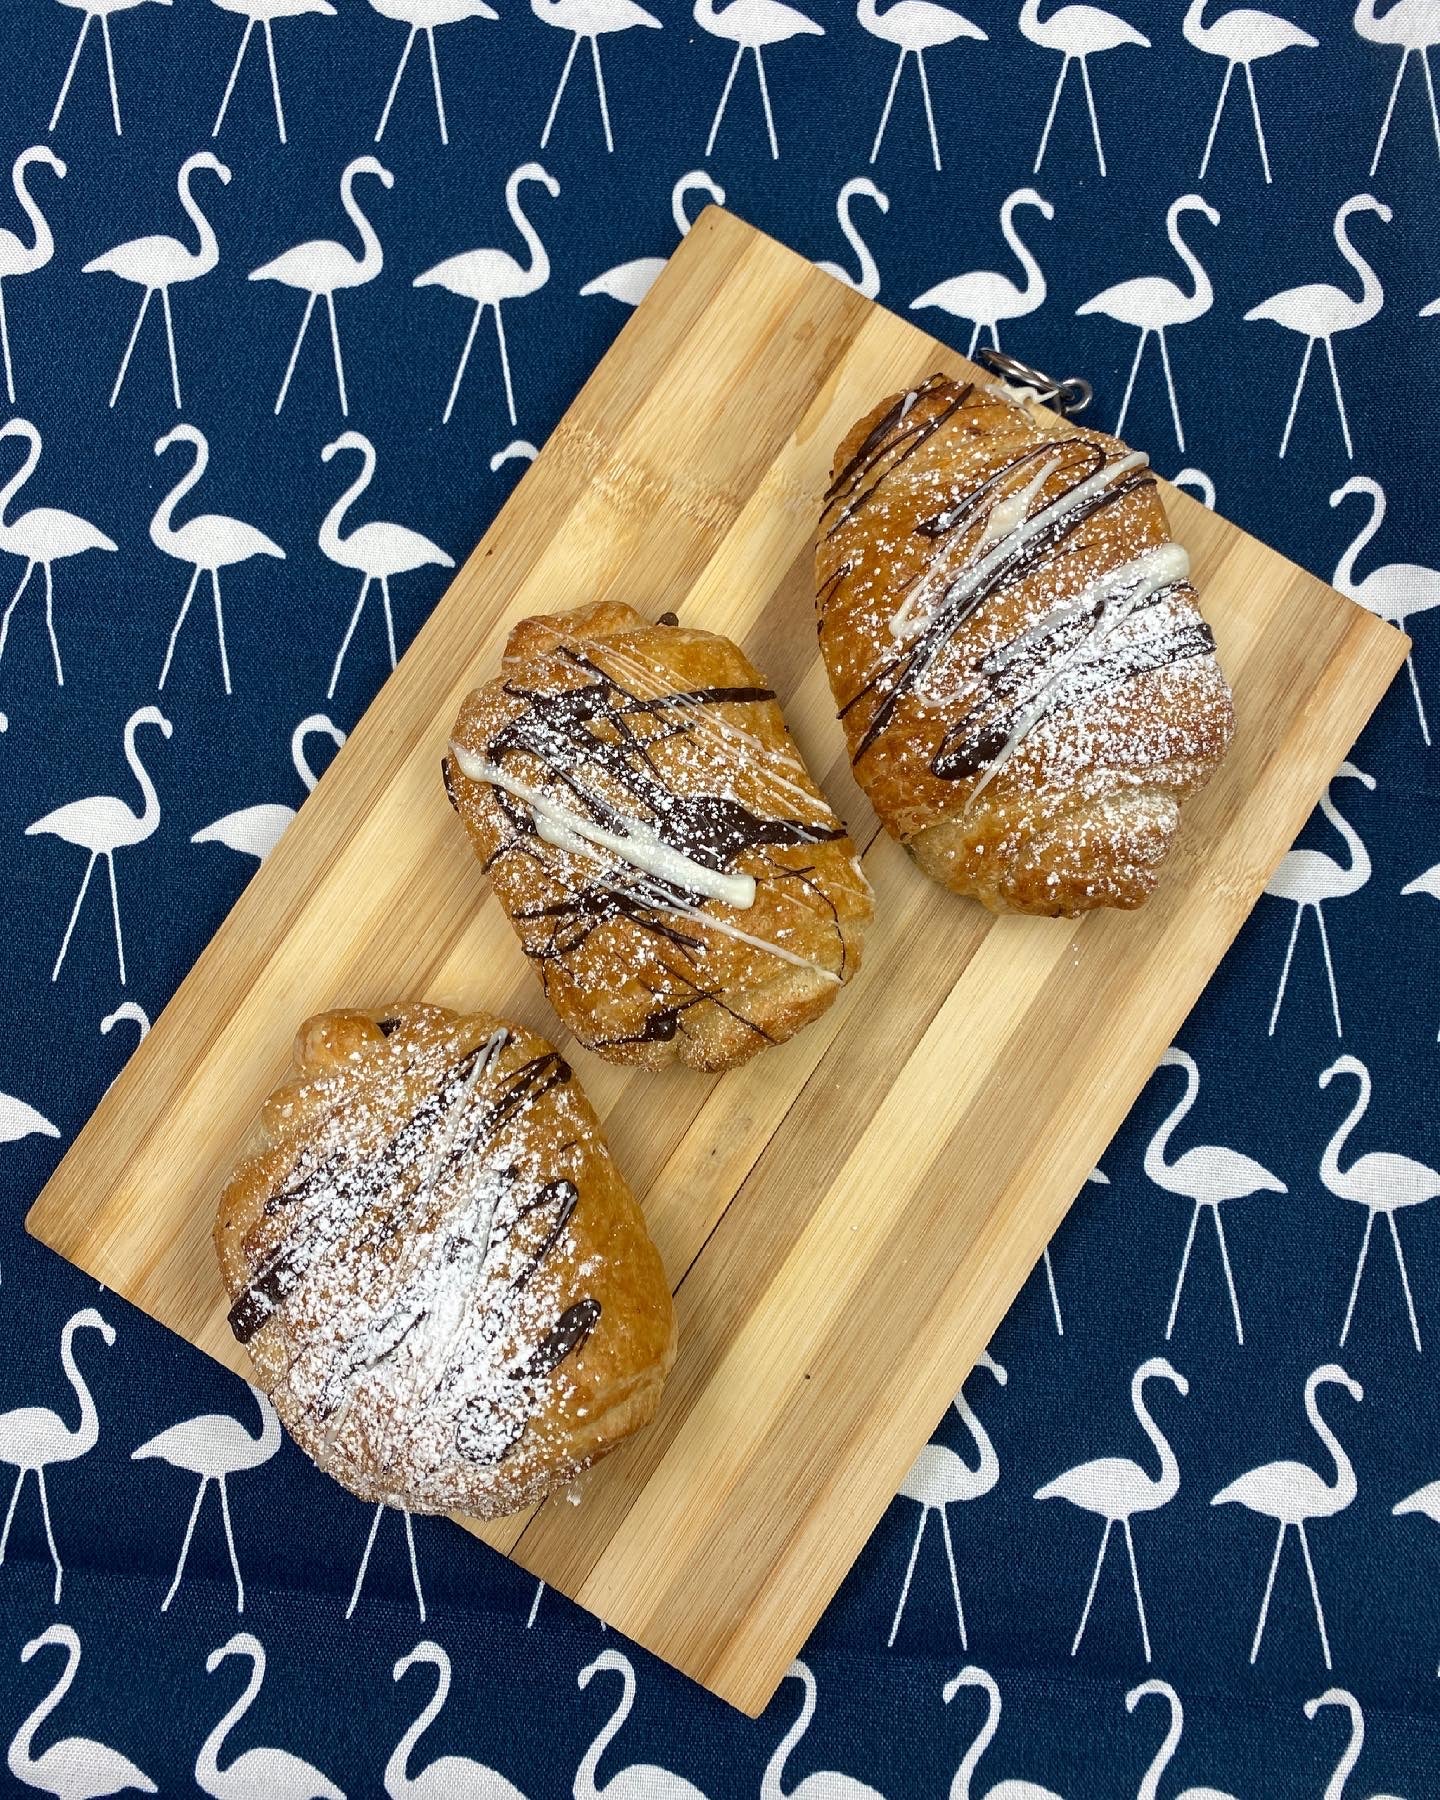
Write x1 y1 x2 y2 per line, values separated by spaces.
964 540 1193 804
450 746 758 909
891 450 1150 649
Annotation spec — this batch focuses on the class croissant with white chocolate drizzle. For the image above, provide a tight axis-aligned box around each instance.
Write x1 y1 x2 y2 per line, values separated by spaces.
215 1003 676 1518
816 376 1234 915
446 601 874 1071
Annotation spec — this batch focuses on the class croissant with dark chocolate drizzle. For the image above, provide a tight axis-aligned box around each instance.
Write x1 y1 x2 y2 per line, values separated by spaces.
215 1003 675 1518
446 601 873 1071
816 376 1234 915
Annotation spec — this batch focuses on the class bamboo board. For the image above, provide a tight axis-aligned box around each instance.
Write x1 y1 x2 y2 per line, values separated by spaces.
28 208 1407 1716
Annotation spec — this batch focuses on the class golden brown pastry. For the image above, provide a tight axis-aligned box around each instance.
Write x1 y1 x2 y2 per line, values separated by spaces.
446 601 874 1071
816 375 1234 916
215 1002 676 1518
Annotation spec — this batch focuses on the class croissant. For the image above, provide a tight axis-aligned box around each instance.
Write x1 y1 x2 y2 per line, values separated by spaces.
816 375 1234 916
215 1002 676 1518
446 601 874 1071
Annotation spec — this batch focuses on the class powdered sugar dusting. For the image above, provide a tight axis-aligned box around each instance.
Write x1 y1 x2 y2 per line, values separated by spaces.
816 376 1234 914
231 1015 607 1514
449 610 875 1066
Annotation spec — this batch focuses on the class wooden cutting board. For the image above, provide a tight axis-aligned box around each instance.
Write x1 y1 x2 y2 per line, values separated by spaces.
27 207 1407 1716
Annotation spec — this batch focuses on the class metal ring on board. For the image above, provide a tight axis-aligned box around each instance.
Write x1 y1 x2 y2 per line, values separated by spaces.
975 347 1094 418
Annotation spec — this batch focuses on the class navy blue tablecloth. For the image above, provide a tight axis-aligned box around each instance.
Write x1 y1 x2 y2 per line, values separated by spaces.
1 1 1437 1793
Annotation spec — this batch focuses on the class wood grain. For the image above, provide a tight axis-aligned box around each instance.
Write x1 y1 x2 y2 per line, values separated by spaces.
27 208 1407 1714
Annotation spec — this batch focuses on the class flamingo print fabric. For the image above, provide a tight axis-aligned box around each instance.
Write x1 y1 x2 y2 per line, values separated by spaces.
0 2 1437 1793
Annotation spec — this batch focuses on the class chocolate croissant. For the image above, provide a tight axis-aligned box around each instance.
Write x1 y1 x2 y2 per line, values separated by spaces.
215 1003 676 1518
446 601 874 1071
816 376 1234 916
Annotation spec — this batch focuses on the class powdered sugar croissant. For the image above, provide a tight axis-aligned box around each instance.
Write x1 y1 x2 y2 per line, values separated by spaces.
215 1003 676 1518
816 375 1234 915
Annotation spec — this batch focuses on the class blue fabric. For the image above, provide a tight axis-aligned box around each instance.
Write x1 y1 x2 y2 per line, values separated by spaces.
1 0 1437 1793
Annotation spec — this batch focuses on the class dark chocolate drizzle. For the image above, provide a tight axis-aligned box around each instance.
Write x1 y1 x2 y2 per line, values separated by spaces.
227 1037 575 1348
507 1179 580 1293
849 448 1160 765
485 656 838 873
454 1292 602 1467
821 375 963 540
231 1029 612 1475
509 1297 601 1381
460 642 853 1050
455 1402 527 1467
933 607 1215 780
818 385 1213 781
225 1261 291 1347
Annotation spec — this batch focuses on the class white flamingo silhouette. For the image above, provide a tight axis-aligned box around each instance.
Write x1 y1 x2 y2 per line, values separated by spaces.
152 424 284 697
1402 861 1440 1039
198 1634 347 1800
8 1624 156 1799
84 149 230 411
347 1504 426 1622
491 440 539 469
1304 1688 1406 1800
193 714 344 862
1144 1047 1287 1346
943 1666 1064 1800
0 1090 60 1147
26 706 170 986
1034 1356 1188 1664
581 171 725 306
100 1001 149 1092
131 1384 280 1614
1021 0 1150 177
888 1353 1007 1649
763 1661 887 1800
1264 762 1373 1039
696 0 825 161
1211 1363 1362 1669
1357 0 1440 174
911 188 1052 359
1041 1251 1066 1333
0 148 66 406
1331 477 1439 745
212 0 335 144
1126 1679 1236 1800
1392 1479 1440 1676
0 418 117 689
1076 194 1218 451
1245 194 1390 461
387 1641 528 1798
1319 1055 1436 1354
320 432 453 699
372 1 497 146
0 1309 114 1605
816 178 890 300
530 1580 608 1629
101 1000 148 1043
858 0 987 170
575 1650 712 1800
251 155 393 418
414 161 559 426
49 0 172 137
535 0 663 154
1042 1167 1107 1335
1172 467 1216 508
1184 1 1317 183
